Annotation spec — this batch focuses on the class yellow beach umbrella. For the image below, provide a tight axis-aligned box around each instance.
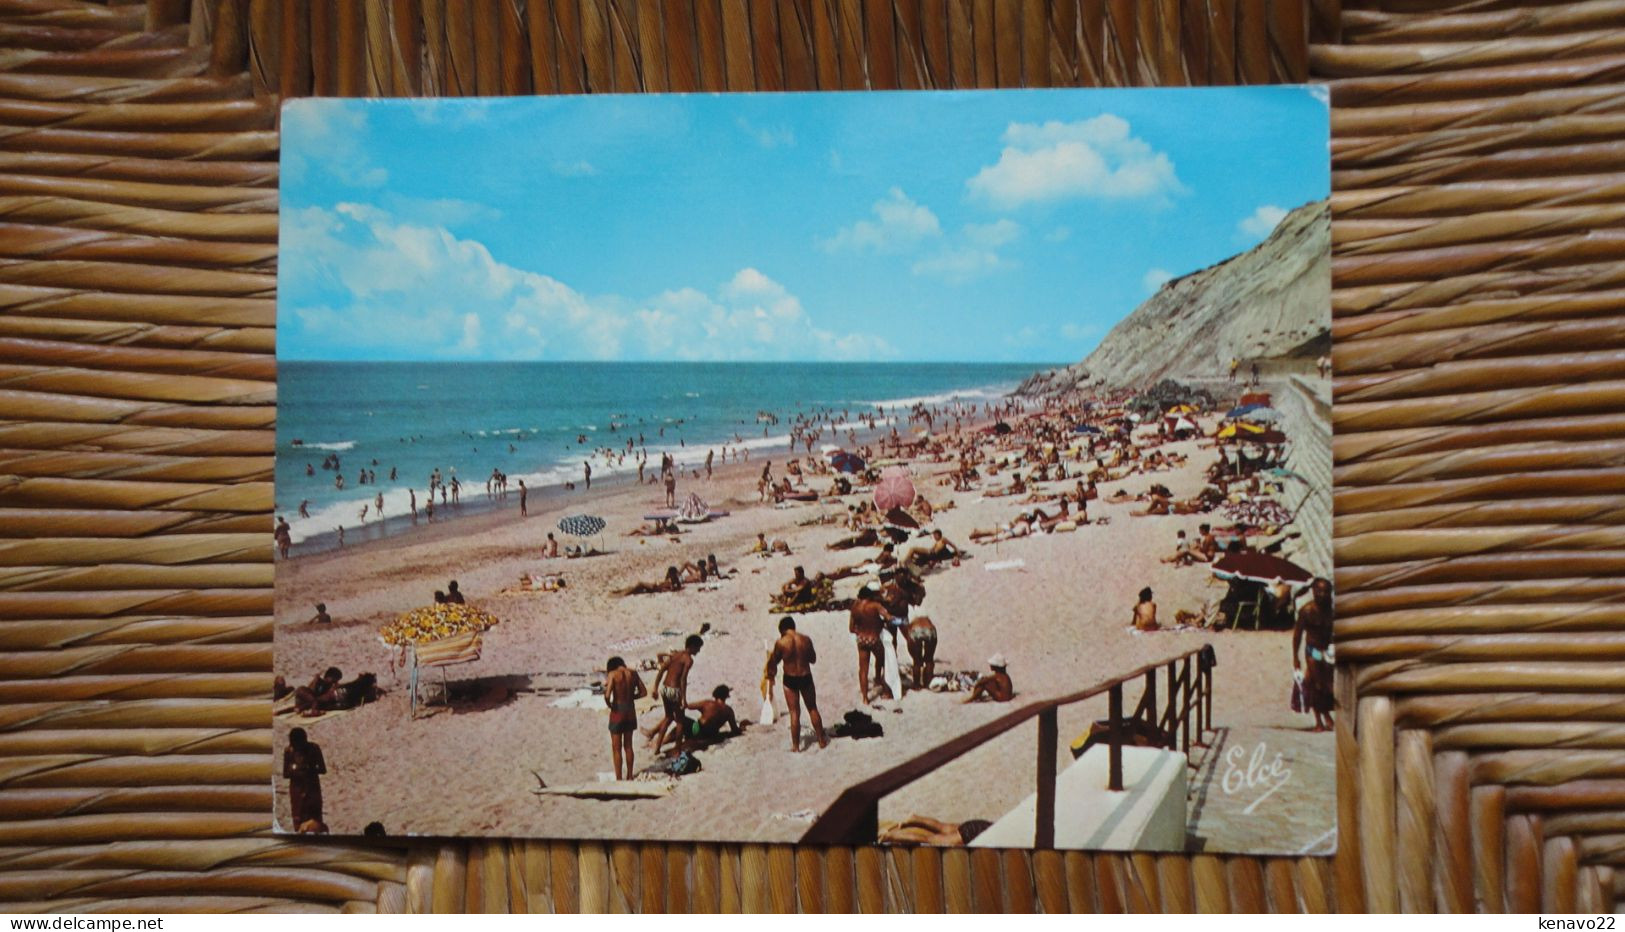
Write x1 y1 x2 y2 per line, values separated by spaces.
1215 422 1267 439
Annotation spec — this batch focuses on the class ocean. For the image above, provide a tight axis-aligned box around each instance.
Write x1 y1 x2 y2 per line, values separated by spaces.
275 361 1049 546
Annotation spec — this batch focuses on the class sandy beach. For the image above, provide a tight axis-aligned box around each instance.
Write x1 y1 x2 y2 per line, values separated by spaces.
273 379 1332 850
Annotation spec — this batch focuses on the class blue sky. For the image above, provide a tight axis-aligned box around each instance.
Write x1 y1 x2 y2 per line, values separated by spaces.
278 87 1328 363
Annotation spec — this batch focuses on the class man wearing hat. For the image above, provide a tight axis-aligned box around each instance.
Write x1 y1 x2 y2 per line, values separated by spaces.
679 684 742 751
965 655 1014 704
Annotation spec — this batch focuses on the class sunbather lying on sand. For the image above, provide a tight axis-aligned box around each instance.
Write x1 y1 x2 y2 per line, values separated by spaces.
619 566 683 596
295 672 381 716
970 518 1034 543
627 518 681 537
879 814 993 847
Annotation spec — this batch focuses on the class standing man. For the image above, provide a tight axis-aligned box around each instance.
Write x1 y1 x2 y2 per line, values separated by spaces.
1292 577 1335 732
647 635 703 753
518 480 528 517
583 460 592 490
603 656 647 780
763 616 828 751
848 585 892 705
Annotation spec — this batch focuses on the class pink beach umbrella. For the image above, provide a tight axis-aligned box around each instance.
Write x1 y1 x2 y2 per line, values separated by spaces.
873 466 917 511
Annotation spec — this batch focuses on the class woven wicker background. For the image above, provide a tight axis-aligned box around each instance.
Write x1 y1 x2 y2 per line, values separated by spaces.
3 0 1623 913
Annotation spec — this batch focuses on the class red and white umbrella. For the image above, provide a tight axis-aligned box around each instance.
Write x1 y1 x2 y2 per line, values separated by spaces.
873 466 916 511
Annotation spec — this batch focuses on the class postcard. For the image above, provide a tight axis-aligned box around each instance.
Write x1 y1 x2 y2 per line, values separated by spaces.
274 88 1332 853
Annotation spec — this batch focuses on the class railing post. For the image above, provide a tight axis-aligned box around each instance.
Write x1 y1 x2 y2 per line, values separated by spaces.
1203 661 1213 737
1186 657 1195 752
1166 661 1176 734
1036 707 1057 849
1143 670 1157 742
1108 683 1124 791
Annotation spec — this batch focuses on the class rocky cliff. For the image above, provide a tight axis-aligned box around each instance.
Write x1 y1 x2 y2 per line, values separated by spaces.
1019 198 1330 395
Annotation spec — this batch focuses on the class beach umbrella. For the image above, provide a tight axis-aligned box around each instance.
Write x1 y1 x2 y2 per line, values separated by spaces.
1239 392 1271 406
678 492 711 522
558 514 606 537
1239 406 1283 423
1249 429 1289 445
829 451 865 474
559 513 607 552
1166 404 1197 415
1216 422 1267 439
1211 551 1312 586
1225 404 1264 419
873 467 917 511
993 421 1013 435
1173 417 1198 432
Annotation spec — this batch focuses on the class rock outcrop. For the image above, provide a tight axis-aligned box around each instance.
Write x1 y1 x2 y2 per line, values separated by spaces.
1019 199 1329 395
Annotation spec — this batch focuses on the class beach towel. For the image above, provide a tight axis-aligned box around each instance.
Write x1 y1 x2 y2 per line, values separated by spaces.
984 559 1026 572
881 632 903 701
272 699 371 727
760 641 778 725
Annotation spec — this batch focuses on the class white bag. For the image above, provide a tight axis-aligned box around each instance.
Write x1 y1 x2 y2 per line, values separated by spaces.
759 695 776 726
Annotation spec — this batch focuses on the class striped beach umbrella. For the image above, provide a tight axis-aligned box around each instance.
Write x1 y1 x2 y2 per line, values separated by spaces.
557 514 606 537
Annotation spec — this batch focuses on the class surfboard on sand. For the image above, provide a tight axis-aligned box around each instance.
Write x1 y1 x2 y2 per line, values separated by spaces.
534 783 673 800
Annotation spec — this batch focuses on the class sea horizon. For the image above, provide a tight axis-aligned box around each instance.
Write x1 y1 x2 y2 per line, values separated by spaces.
276 360 1058 547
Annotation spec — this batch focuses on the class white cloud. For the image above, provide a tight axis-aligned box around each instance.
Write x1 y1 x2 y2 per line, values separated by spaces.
407 97 495 127
822 188 942 253
1238 204 1288 240
912 220 1022 284
1060 322 1097 341
280 204 890 362
281 100 387 189
552 159 598 177
737 117 795 148
967 114 1183 209
912 248 1006 284
1142 267 1173 293
457 313 482 352
963 219 1021 249
1045 226 1072 243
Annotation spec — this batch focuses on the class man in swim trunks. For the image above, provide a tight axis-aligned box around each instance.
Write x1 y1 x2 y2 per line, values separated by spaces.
603 656 647 780
647 635 702 753
904 616 938 689
763 616 828 751
849 585 893 705
1292 577 1336 732
779 566 816 607
679 684 742 750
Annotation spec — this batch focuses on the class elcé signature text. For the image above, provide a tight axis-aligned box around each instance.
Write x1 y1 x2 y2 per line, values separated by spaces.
1221 742 1292 815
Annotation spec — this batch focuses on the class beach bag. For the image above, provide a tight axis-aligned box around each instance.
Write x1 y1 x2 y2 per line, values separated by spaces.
1289 671 1306 714
759 694 776 726
665 751 702 776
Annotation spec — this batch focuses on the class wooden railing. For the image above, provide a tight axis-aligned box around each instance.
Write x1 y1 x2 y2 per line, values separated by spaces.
801 645 1215 847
